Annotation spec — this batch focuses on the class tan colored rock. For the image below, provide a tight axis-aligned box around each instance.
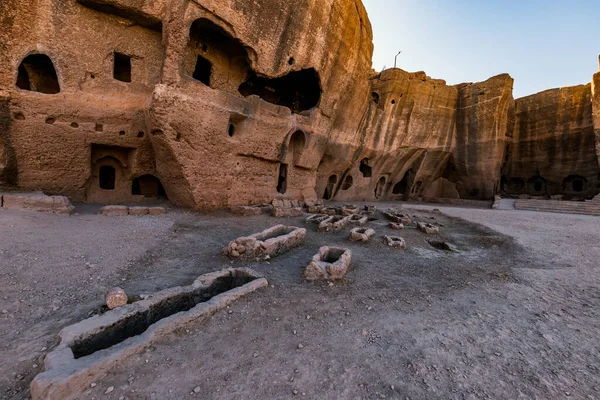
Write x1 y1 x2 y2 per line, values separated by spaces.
231 206 262 216
384 236 406 249
101 205 129 216
224 225 306 260
105 287 128 310
417 222 440 234
318 215 350 232
304 246 352 281
1 192 74 214
389 222 404 230
147 207 166 215
128 206 149 216
349 227 375 242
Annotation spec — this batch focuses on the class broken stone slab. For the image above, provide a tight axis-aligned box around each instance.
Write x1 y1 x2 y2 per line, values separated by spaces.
30 268 267 400
384 235 407 249
318 215 350 232
0 192 74 215
105 287 128 310
349 227 375 242
389 222 405 230
341 205 360 216
223 224 306 259
322 207 339 216
348 214 368 225
304 246 352 281
231 205 263 216
364 205 377 212
383 210 412 225
417 222 440 234
100 205 129 216
305 214 330 224
128 206 149 216
272 207 303 217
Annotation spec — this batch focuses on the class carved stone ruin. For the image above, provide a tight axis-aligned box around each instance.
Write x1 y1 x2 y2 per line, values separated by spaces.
224 225 306 259
304 246 352 281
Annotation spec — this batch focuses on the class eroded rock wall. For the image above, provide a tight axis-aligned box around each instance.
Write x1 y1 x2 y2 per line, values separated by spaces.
503 85 598 198
1 0 599 207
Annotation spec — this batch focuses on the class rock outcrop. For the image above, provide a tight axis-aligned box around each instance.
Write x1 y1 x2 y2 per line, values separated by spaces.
1 0 599 208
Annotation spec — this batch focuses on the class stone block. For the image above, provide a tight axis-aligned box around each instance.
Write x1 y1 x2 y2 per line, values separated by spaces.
128 206 149 216
417 222 440 234
349 227 375 242
384 235 406 249
304 246 352 281
101 205 129 216
224 225 306 259
148 207 166 215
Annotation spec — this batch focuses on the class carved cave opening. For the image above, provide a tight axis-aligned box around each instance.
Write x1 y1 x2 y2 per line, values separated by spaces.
193 55 212 85
375 176 386 199
563 175 587 193
359 158 372 178
113 52 132 83
132 175 167 198
323 175 337 200
528 176 547 195
341 175 353 190
16 54 60 94
289 130 306 164
239 68 321 114
277 163 288 194
99 165 116 190
188 18 250 91
372 92 379 104
393 169 414 196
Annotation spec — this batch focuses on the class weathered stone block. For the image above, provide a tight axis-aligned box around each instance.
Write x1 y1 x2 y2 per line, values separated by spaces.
147 207 166 215
389 222 404 230
101 205 129 216
128 206 149 216
304 246 352 281
384 235 406 249
272 207 303 217
231 206 262 216
224 225 306 259
1 192 74 215
318 215 350 232
417 222 440 234
348 214 368 225
349 227 375 242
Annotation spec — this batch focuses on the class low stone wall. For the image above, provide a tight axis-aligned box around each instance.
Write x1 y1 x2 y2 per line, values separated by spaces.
0 191 74 214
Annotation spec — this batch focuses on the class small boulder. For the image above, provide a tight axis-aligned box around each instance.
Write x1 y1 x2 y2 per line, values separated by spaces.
105 287 128 309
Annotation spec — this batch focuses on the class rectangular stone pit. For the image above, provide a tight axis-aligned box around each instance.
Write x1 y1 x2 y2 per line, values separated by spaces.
318 215 350 232
30 268 268 400
417 222 440 234
224 224 306 259
384 210 412 225
348 214 368 225
350 227 375 242
304 246 352 281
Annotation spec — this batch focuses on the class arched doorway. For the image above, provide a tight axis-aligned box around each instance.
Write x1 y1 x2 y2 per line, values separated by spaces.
289 130 306 165
323 175 337 200
132 175 167 198
16 54 60 94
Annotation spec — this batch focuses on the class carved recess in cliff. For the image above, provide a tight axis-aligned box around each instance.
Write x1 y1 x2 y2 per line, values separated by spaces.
2 0 600 208
501 85 599 199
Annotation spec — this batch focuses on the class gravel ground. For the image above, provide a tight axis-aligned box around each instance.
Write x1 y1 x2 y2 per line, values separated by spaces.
1 204 600 400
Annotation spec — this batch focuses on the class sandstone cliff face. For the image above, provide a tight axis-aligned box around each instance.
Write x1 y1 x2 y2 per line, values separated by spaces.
0 0 599 207
503 85 598 198
449 74 515 199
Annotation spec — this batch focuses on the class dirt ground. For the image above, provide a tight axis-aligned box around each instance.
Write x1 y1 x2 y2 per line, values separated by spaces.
1 203 599 400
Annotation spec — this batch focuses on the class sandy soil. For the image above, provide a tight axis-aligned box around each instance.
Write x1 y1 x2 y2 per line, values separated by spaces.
1 204 599 400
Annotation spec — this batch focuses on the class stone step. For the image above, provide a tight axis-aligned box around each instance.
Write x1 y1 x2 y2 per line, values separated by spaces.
515 199 600 216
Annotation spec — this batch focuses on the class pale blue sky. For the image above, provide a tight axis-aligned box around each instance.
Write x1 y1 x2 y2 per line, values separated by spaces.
362 0 600 98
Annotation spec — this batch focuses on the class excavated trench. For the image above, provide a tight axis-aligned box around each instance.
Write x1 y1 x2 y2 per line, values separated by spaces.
71 275 256 359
